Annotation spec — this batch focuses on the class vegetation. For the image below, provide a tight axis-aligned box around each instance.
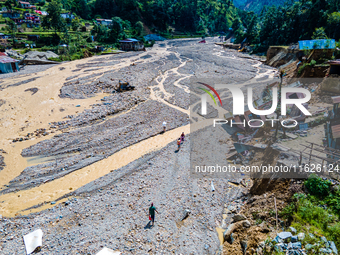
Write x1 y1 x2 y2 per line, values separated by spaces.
234 0 340 52
1 0 340 58
233 0 286 14
280 174 340 249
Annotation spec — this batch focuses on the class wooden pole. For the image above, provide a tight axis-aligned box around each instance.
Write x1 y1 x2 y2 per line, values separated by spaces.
274 197 278 234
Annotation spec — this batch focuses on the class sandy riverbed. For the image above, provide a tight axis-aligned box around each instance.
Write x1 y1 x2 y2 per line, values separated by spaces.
0 37 276 254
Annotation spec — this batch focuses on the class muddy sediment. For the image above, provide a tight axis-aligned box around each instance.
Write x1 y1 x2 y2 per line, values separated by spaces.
4 100 188 194
0 37 277 254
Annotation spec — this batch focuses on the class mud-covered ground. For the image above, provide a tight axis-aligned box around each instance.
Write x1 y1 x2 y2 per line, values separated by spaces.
0 137 249 255
0 37 275 254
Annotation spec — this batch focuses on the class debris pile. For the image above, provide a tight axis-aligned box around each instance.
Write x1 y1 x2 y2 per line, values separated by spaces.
23 50 59 60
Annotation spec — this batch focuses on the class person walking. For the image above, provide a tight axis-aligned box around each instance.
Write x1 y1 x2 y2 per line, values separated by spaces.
162 121 167 132
149 203 158 226
180 132 185 143
177 138 181 150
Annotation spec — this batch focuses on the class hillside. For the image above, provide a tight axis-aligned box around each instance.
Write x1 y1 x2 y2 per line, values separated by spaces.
233 0 286 13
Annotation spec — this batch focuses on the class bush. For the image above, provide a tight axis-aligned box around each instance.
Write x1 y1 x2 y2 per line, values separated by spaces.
310 59 317 66
281 192 340 248
304 174 332 197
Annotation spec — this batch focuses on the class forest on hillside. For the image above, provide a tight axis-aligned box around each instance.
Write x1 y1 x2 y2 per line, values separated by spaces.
235 0 340 51
62 0 239 34
3 0 340 53
57 0 340 49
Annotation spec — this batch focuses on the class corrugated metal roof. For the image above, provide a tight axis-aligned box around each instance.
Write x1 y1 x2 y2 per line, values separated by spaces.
119 38 139 43
0 56 18 63
332 96 340 104
298 39 336 50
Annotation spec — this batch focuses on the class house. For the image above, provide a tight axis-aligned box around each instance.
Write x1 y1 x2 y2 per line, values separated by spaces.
325 96 340 150
0 55 20 73
19 1 31 8
60 13 75 19
27 34 39 41
119 38 145 51
25 13 40 23
96 19 112 26
0 34 12 39
1 12 20 18
298 39 336 61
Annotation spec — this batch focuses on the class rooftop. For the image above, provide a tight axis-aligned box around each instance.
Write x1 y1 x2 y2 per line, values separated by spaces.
0 56 19 64
119 38 139 43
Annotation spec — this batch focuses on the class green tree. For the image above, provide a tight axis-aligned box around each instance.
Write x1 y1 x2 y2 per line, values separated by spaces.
42 0 66 35
71 16 80 31
312 27 328 39
4 0 13 11
109 16 124 42
6 18 17 48
135 21 143 35
327 12 340 39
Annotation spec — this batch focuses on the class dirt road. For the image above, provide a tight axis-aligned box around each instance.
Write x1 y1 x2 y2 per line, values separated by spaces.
0 37 275 254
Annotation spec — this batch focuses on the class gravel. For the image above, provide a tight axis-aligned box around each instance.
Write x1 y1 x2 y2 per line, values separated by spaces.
0 37 275 254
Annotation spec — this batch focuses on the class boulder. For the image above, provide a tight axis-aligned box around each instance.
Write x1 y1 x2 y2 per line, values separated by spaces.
258 221 270 233
232 214 246 222
274 243 286 252
223 220 251 242
297 233 305 241
289 226 297 234
287 242 301 249
291 236 298 242
330 241 338 255
277 232 292 240
321 236 328 243
319 248 333 254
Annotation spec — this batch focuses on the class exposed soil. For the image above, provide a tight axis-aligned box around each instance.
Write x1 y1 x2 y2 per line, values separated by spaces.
223 178 299 255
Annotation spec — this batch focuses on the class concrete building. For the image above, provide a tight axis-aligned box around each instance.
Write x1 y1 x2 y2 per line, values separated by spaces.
0 54 20 73
96 19 112 26
119 38 145 51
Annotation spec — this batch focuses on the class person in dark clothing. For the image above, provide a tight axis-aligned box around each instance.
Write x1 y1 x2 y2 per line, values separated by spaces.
180 132 185 143
149 203 158 226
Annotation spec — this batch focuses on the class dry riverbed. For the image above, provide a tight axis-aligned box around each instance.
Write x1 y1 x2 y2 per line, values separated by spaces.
0 37 275 254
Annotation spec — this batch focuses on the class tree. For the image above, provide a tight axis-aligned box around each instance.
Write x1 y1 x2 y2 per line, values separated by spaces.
71 17 80 31
4 0 13 11
327 12 340 39
6 18 17 48
42 0 65 35
135 21 143 35
109 16 124 42
312 27 328 39
78 0 91 19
